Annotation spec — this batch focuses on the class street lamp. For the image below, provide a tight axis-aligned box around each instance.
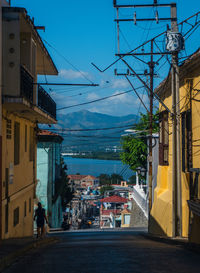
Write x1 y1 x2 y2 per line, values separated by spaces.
140 167 147 177
136 167 141 175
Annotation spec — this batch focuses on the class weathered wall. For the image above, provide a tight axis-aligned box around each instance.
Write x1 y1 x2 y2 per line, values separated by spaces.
130 199 148 228
2 109 36 239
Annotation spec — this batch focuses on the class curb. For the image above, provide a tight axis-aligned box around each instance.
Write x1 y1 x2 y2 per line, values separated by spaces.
0 237 59 272
141 233 200 252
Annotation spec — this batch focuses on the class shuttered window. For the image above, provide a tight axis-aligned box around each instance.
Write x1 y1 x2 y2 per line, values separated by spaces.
14 122 20 165
25 125 27 152
29 127 34 161
182 110 192 172
6 119 12 139
13 207 19 227
159 111 169 165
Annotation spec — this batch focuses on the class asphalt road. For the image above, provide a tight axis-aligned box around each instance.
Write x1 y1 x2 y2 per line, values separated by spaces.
3 228 200 273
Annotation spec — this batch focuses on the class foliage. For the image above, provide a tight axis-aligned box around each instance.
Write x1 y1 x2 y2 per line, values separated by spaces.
120 112 159 172
98 173 124 186
128 175 136 185
110 173 124 184
98 174 111 185
56 157 73 209
100 185 114 196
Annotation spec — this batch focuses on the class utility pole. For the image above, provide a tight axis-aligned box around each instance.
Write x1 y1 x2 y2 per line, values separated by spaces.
170 3 182 237
148 40 155 211
113 0 175 216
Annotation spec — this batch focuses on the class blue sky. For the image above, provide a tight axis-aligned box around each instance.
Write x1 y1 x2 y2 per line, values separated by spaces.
12 0 200 117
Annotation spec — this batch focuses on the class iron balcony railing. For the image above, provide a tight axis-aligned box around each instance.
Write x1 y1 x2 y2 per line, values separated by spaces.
20 65 34 103
38 85 56 119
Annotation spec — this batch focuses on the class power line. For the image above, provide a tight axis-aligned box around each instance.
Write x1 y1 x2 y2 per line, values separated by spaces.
43 38 94 84
43 124 137 132
57 86 144 110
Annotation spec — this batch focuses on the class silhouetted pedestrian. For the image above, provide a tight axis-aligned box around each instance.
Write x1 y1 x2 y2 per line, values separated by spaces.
34 202 48 238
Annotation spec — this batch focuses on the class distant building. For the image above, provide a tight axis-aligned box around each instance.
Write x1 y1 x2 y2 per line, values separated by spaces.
100 195 128 228
68 174 99 189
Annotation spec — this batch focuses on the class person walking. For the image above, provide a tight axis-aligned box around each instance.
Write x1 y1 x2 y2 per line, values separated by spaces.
34 202 48 238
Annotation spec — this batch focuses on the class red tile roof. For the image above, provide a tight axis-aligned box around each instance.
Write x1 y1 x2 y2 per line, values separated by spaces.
100 195 128 203
38 130 60 136
68 174 98 180
68 175 87 180
37 130 63 142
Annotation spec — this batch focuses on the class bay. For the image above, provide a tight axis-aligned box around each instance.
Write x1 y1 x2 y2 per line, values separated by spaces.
63 156 134 181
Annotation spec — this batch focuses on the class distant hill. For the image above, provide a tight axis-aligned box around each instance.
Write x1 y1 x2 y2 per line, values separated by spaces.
57 110 139 152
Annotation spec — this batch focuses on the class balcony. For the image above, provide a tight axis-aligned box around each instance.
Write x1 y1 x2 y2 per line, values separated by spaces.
20 65 33 103
3 66 57 123
20 66 56 119
38 85 56 120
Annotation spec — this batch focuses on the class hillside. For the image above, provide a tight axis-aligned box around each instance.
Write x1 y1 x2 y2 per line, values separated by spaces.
57 110 138 152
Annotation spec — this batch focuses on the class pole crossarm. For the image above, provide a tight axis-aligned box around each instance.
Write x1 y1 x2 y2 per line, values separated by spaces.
35 83 99 87
91 11 200 73
116 52 171 56
113 0 175 8
115 18 175 22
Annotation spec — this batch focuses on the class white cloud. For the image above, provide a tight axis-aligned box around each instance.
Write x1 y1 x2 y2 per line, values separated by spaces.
111 78 129 89
87 92 100 101
59 69 92 80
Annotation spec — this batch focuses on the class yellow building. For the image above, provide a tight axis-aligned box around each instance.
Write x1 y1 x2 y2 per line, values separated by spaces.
1 7 57 239
149 48 200 243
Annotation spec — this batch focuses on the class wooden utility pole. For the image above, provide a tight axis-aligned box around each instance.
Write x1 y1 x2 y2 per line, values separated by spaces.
148 40 155 211
170 3 182 237
113 0 175 216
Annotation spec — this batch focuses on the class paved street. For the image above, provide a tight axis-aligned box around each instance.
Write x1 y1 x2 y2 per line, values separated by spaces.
3 229 200 273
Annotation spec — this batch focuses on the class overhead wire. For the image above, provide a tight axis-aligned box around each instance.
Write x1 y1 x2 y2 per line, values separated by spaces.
43 38 94 84
57 86 144 111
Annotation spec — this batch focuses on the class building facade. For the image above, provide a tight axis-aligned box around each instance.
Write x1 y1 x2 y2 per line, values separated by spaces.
1 6 57 239
68 174 99 189
36 131 63 229
150 48 200 243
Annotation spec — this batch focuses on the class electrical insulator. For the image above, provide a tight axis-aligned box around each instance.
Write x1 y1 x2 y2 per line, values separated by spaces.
133 12 137 25
165 31 184 52
155 11 159 24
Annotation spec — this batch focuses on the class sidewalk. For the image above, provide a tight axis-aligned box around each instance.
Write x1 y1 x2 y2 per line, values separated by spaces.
142 233 200 253
0 235 58 271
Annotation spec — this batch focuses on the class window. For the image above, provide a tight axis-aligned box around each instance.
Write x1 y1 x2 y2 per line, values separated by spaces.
5 204 8 233
24 201 27 217
13 207 19 226
14 122 20 165
25 125 27 152
182 110 192 172
6 119 12 139
159 111 169 165
29 198 31 213
124 214 131 225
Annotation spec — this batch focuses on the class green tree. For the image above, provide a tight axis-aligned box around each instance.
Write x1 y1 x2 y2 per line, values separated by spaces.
120 112 159 172
98 174 111 185
100 185 114 196
57 158 73 209
128 174 136 185
110 173 123 184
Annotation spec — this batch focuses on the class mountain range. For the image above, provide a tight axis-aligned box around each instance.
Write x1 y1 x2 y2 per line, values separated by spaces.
57 110 139 152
